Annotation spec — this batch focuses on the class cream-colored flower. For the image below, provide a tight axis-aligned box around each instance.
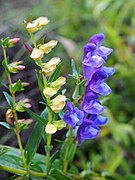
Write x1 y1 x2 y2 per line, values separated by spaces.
26 16 49 33
49 76 66 88
43 87 58 97
45 123 57 134
42 57 61 76
30 48 44 60
39 40 57 54
50 95 67 113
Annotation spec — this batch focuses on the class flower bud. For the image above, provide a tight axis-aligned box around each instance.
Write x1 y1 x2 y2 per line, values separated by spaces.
22 82 30 87
9 38 20 44
15 65 25 70
50 95 67 113
6 109 15 126
49 76 66 88
39 40 57 54
24 43 33 52
42 57 61 76
16 98 32 112
17 118 33 125
7 61 25 73
30 48 44 60
26 16 49 33
45 123 57 134
43 87 58 97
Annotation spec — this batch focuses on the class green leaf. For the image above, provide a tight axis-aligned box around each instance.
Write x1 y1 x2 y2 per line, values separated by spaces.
0 79 8 89
0 145 24 169
60 141 77 164
2 60 9 72
48 168 74 180
48 64 61 83
23 107 47 126
0 122 14 130
67 142 77 162
0 146 9 156
35 70 44 93
3 91 13 109
50 151 59 165
35 70 46 102
24 123 43 165
2 37 10 48
71 59 78 77
0 145 46 175
12 80 24 93
44 145 53 153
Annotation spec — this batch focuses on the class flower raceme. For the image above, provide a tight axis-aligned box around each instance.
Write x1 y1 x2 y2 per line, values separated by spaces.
63 33 115 145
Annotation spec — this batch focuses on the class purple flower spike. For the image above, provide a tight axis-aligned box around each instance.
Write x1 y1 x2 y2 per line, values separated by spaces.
63 33 114 145
63 102 84 128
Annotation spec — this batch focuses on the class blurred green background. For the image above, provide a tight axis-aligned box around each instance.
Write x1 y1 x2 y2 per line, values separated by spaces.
0 0 135 179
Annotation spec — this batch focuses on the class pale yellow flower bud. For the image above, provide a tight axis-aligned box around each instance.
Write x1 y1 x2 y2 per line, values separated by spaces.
50 95 67 113
39 40 57 54
43 87 58 97
45 123 57 134
26 16 49 33
42 57 61 76
30 48 44 60
49 76 66 88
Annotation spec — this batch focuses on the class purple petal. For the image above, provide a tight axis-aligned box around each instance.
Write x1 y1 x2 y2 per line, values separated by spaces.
99 46 113 56
94 115 108 126
77 123 100 145
90 80 112 96
83 100 104 114
89 33 104 45
102 66 115 77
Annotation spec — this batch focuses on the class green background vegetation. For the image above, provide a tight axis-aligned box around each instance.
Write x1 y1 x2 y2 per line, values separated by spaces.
0 0 135 179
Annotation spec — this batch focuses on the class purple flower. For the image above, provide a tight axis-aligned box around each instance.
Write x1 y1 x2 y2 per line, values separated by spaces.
77 115 108 145
63 102 84 128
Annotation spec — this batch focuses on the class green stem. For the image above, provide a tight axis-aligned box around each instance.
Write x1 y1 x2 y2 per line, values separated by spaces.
0 165 47 178
64 127 72 174
2 48 27 169
30 33 37 48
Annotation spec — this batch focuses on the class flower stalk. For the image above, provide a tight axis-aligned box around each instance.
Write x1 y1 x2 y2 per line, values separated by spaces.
2 47 27 169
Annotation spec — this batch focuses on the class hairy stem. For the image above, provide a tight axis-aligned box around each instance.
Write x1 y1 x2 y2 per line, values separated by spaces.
2 48 27 169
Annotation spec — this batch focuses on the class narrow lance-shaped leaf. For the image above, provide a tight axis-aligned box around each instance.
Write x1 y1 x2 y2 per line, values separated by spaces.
24 122 43 165
23 107 47 126
35 70 44 93
0 79 8 89
71 59 78 77
12 80 24 93
48 63 61 83
3 91 13 109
